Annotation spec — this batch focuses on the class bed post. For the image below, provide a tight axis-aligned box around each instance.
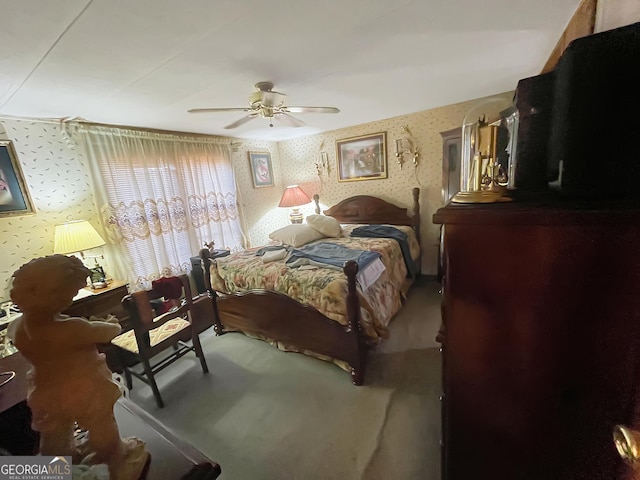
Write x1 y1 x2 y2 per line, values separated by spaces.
313 194 320 214
344 260 366 386
199 248 225 336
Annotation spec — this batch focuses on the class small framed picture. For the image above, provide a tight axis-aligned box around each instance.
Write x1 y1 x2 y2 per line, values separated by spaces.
248 151 274 188
336 132 387 182
0 140 35 217
89 266 107 288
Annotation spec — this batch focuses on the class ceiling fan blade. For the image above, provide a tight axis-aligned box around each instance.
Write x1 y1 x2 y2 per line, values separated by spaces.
188 107 250 113
284 106 340 114
224 114 258 129
276 113 305 128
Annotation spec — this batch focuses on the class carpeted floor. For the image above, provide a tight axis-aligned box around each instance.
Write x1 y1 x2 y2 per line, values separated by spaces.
126 277 443 480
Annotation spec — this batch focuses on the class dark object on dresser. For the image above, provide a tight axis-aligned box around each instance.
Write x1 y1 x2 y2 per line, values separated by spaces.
512 71 554 192
434 201 640 480
200 189 421 386
547 21 640 199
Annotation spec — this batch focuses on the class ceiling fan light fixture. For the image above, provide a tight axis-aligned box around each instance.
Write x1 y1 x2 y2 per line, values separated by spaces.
189 81 340 129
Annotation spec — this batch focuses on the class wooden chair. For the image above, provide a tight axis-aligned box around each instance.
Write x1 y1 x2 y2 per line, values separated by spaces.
112 274 209 408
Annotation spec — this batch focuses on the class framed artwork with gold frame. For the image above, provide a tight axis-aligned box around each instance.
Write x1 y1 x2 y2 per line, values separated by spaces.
336 132 387 182
0 140 35 217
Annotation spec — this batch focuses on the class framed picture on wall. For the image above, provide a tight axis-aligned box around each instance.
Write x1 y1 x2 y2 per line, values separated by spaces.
248 151 274 188
336 132 387 182
0 140 35 217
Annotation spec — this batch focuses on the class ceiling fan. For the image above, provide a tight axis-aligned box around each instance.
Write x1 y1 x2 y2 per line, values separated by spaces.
188 81 340 129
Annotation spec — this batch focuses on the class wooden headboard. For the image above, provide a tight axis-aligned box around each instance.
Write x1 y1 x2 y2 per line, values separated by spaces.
313 187 420 246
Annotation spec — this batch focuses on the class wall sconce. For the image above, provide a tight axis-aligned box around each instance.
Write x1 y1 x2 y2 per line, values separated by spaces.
316 152 330 178
394 126 419 169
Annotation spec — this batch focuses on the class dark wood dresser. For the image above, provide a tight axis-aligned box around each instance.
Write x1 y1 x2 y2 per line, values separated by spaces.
433 200 640 480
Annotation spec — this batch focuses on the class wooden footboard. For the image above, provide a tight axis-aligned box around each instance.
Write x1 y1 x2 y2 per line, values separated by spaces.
199 252 367 385
199 188 421 385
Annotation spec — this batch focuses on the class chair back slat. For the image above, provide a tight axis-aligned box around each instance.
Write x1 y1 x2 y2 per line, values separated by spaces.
132 290 157 325
123 275 195 331
114 273 210 409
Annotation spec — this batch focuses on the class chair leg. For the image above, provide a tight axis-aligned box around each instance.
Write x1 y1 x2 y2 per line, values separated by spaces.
141 357 164 408
192 335 209 374
123 368 133 391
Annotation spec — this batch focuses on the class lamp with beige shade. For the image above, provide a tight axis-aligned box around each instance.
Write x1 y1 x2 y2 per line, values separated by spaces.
53 219 107 288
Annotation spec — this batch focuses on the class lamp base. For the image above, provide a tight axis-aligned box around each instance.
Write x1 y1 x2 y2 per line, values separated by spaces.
289 208 304 224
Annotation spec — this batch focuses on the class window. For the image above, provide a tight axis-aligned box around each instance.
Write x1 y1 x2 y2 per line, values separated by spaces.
78 126 245 288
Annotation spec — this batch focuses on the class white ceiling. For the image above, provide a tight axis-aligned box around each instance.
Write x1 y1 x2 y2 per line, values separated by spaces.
0 0 580 141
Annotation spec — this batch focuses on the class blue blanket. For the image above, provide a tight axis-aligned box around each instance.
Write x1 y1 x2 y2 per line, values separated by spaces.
286 242 381 271
350 225 418 277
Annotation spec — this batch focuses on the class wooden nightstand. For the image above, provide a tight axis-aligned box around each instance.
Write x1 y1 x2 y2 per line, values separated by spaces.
62 280 132 372
64 280 130 328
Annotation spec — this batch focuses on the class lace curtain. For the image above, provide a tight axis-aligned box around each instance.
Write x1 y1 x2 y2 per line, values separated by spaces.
72 125 246 289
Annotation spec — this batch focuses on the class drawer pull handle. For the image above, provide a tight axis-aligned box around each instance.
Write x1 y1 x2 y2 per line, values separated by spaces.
614 425 640 468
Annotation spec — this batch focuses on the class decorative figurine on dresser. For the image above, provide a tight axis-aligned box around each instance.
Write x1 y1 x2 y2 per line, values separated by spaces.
7 255 149 480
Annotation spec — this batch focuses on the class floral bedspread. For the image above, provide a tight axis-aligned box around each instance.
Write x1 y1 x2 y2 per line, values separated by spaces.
209 233 414 343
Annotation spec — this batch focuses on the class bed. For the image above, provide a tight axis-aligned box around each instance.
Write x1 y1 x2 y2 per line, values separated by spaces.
199 188 421 385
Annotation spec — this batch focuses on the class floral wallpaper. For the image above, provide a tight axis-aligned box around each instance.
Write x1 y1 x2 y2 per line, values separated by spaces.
0 119 102 301
227 138 285 248
0 90 512 299
232 91 514 274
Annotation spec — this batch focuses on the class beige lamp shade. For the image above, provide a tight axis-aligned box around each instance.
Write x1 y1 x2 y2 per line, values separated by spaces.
53 220 106 255
278 185 311 224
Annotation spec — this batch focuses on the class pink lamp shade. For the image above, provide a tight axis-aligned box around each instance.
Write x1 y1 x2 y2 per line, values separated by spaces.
278 185 311 223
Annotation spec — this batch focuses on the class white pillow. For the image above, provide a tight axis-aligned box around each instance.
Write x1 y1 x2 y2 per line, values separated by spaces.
305 215 342 238
269 224 326 247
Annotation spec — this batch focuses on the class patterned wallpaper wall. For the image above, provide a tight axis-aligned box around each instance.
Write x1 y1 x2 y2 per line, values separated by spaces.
0 119 101 301
239 91 514 274
227 138 285 248
0 90 513 299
